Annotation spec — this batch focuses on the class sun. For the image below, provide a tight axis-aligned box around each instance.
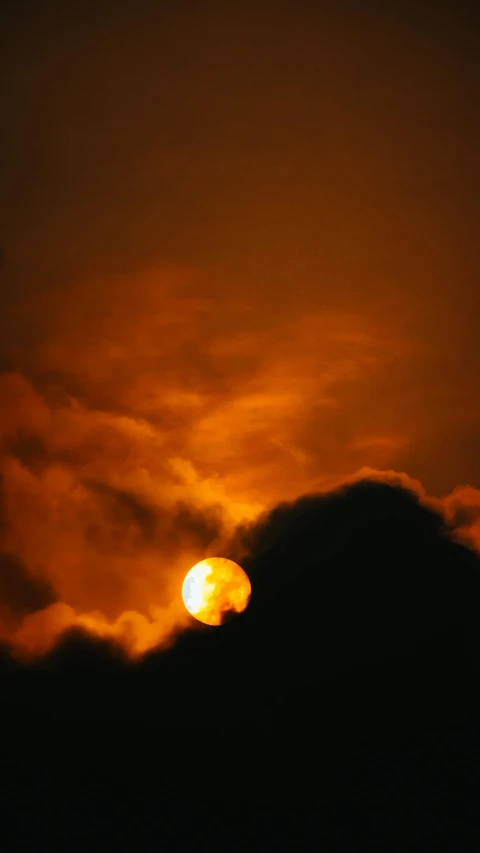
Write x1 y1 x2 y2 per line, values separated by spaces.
182 557 251 626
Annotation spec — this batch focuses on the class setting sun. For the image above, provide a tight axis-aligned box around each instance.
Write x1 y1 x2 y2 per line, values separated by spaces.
182 558 251 626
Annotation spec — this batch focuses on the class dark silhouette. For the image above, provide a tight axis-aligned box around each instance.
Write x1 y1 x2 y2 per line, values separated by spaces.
1 480 480 847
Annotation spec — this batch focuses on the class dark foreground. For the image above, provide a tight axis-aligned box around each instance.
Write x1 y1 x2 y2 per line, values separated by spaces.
1 481 480 849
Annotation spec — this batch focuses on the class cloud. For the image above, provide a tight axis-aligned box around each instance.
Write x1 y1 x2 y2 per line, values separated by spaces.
442 485 480 553
225 477 480 695
1 342 480 660
4 473 475 731
0 551 56 634
0 270 386 653
1 6 480 841
0 266 480 659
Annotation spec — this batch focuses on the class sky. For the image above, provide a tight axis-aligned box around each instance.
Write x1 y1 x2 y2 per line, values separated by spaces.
1 0 480 655
2 5 480 845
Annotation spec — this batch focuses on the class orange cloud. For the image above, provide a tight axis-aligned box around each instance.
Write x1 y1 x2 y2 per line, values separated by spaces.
0 268 479 659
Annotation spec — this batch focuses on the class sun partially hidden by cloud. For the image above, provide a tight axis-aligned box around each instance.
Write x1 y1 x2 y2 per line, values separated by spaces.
0 267 479 658
1 0 480 661
182 557 251 626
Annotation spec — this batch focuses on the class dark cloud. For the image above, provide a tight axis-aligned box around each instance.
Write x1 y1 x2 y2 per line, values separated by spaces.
231 481 480 687
7 429 50 474
0 551 56 627
2 479 479 719
170 502 223 551
84 480 222 553
0 477 479 846
84 481 160 545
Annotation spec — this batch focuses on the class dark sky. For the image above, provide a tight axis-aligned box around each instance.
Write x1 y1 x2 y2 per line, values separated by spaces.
1 0 480 648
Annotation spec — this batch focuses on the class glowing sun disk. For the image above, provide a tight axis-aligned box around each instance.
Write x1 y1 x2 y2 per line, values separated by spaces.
182 558 251 626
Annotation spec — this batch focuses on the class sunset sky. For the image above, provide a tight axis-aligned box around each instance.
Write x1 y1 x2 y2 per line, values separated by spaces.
1 0 479 654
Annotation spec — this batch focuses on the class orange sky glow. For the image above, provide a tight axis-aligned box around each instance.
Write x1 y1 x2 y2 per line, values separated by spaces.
1 2 479 657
